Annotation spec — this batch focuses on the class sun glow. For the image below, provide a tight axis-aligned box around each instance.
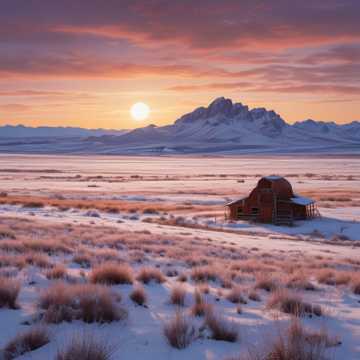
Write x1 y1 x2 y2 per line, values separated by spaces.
130 102 150 121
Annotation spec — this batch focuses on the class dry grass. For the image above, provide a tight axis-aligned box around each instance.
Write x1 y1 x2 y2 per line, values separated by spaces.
46 264 67 279
177 273 188 282
90 263 133 285
25 253 53 268
267 290 322 317
255 274 278 292
352 276 360 295
56 334 115 360
232 319 340 360
248 290 261 302
0 194 206 215
136 267 165 284
4 326 50 360
191 289 212 317
39 283 126 323
206 310 238 342
191 266 219 282
286 274 316 291
226 286 247 304
170 284 186 306
73 253 92 268
316 269 351 286
163 311 195 349
130 286 147 306
0 276 20 309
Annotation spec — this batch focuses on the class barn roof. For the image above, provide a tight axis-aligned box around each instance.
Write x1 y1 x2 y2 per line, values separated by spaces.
264 175 283 181
225 197 247 206
290 195 315 206
257 176 294 199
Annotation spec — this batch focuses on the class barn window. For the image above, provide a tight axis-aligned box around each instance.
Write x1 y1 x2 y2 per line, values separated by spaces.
251 207 259 215
237 207 243 217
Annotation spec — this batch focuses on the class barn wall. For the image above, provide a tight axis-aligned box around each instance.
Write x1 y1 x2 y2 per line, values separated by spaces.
226 177 314 223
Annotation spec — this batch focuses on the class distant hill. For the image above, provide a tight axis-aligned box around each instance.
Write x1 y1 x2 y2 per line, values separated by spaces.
0 125 124 138
0 98 359 154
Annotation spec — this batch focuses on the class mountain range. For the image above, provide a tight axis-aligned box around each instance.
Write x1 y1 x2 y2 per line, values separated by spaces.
0 97 359 154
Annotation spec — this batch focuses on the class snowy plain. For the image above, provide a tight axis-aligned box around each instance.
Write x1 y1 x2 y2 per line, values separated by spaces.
0 154 359 359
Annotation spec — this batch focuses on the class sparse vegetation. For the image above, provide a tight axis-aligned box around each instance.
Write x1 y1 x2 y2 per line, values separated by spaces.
130 286 147 306
163 311 195 349
226 286 247 304
90 263 133 285
206 311 238 342
136 267 165 284
230 319 340 360
39 283 126 323
170 284 186 306
267 290 322 317
0 161 358 359
56 334 114 360
46 264 67 279
4 327 50 360
0 276 20 309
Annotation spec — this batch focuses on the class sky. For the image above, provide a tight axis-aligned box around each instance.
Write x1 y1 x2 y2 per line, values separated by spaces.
0 0 360 129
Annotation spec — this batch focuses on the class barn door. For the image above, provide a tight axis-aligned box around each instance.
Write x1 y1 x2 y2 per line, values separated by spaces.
257 189 275 222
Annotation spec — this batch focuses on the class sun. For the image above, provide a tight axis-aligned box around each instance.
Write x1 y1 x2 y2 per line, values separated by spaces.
130 102 150 121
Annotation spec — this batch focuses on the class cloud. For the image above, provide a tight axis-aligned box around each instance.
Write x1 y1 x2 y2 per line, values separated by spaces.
2 1 360 50
0 52 242 79
168 82 256 92
300 44 360 65
168 82 360 95
0 103 31 112
0 0 359 123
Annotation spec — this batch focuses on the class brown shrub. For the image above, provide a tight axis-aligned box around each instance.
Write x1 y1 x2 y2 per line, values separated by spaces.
56 334 114 360
316 269 352 286
255 275 278 292
248 290 261 302
39 283 126 323
25 253 52 268
177 273 188 282
226 287 247 304
206 311 238 342
23 201 44 208
170 284 186 306
23 239 71 254
0 276 20 309
191 266 218 282
4 326 50 360
231 319 340 360
136 267 165 284
352 276 360 295
46 264 67 279
73 253 92 268
0 254 26 269
130 286 147 306
90 263 133 285
267 290 322 317
191 289 212 317
163 311 195 349
286 274 316 291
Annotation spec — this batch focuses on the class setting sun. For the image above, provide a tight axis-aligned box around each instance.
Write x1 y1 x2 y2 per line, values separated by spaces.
130 102 150 121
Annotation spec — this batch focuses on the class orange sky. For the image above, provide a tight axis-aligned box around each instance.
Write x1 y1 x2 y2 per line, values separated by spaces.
1 1 359 129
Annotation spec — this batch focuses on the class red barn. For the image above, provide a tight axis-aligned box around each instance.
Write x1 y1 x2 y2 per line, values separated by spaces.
225 176 319 225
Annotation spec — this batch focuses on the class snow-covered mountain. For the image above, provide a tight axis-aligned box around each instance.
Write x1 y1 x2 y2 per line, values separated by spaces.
0 125 124 138
0 98 359 154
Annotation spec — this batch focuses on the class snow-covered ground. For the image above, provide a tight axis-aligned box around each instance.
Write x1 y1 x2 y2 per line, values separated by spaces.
0 155 359 359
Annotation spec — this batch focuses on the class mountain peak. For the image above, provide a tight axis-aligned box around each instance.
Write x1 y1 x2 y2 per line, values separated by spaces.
174 97 286 138
207 97 234 117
